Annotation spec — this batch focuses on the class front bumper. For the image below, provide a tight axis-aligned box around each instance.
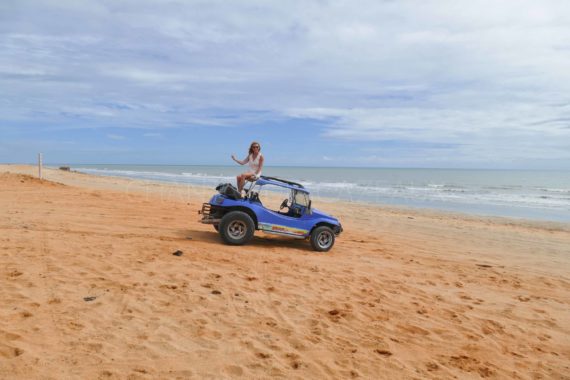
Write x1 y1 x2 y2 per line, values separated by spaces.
333 224 343 235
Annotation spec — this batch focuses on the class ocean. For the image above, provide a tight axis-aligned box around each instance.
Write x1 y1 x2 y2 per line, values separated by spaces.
68 165 570 222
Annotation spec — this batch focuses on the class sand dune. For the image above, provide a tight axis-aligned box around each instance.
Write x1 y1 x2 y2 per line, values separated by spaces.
1 165 569 379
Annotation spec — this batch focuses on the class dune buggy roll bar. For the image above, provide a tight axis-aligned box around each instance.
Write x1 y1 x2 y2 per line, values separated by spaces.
258 176 305 189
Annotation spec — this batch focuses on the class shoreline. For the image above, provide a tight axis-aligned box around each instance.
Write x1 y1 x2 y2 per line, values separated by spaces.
65 164 570 224
3 164 569 232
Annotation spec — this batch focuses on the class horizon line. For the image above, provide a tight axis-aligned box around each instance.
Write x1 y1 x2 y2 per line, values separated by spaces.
2 162 568 171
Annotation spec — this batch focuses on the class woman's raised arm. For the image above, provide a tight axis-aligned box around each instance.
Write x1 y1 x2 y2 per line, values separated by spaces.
231 154 249 165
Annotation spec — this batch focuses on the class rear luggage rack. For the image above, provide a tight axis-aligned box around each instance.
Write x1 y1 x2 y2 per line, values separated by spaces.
199 203 221 224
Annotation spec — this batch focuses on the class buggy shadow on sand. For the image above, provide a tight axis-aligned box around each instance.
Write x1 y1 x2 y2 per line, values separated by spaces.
199 176 342 252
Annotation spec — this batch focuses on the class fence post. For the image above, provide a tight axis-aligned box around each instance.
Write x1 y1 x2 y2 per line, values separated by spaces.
38 153 43 180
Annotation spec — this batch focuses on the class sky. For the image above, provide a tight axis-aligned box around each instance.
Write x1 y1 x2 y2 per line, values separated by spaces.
1 0 570 169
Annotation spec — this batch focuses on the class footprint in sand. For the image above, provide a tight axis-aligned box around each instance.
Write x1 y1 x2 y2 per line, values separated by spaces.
225 365 244 376
446 355 495 378
0 330 21 341
0 343 24 358
481 320 505 335
327 308 349 322
374 349 393 357
426 362 440 371
8 270 23 278
98 370 114 378
67 321 85 330
290 360 304 369
416 307 428 315
85 342 103 353
398 324 430 336
516 295 531 302
20 310 33 318
264 319 278 328
285 353 305 369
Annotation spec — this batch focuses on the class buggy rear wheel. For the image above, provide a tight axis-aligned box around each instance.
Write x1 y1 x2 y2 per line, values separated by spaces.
310 226 335 252
219 211 254 245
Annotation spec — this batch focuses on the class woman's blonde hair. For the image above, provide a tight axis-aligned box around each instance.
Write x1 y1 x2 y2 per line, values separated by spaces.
248 141 261 155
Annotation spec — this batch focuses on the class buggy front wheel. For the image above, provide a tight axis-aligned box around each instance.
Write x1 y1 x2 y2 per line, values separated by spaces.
310 226 335 252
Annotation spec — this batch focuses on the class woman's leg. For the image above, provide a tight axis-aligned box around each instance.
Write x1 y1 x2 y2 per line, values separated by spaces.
236 174 244 192
237 172 255 192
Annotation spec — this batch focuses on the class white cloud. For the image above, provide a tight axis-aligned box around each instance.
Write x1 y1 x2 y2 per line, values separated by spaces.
143 132 162 138
62 106 115 118
106 134 125 140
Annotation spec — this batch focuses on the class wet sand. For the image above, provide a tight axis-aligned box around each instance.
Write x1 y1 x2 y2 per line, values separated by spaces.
1 165 569 379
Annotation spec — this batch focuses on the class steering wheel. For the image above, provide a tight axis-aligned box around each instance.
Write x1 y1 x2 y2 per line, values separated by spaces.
279 199 289 210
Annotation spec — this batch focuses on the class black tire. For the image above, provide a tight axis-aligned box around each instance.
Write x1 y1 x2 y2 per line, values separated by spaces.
219 211 255 245
310 226 335 252
213 224 219 231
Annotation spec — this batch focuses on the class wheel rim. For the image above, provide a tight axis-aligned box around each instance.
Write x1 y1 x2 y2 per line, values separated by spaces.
227 220 247 239
317 230 333 249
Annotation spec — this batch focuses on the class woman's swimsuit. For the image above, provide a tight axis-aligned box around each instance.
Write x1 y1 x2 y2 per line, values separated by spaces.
247 153 263 177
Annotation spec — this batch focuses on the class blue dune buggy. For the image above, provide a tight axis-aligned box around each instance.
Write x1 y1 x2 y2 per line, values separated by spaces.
199 176 342 251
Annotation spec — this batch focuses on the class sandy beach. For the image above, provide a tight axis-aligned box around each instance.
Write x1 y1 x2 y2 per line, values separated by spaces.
1 164 569 379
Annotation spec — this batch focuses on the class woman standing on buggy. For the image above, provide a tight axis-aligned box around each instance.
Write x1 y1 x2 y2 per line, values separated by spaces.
231 141 264 193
